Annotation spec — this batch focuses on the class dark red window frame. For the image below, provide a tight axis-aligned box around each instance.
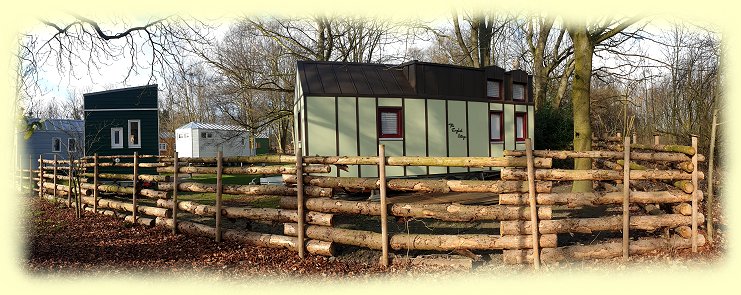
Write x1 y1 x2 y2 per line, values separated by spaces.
489 111 504 142
515 112 527 142
378 107 404 139
487 79 503 100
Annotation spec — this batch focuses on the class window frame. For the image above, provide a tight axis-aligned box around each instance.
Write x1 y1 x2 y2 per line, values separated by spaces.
489 111 504 142
110 127 124 149
127 120 142 148
377 107 404 139
159 142 167 151
515 112 527 142
52 137 62 152
486 79 503 100
67 138 77 152
512 83 527 102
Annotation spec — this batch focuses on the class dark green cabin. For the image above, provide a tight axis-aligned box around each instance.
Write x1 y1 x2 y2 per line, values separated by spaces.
83 85 159 173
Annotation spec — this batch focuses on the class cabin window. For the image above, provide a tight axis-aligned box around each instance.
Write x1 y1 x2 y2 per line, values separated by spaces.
52 137 61 152
128 120 141 148
378 107 403 139
159 143 167 151
201 132 213 139
487 80 502 99
68 138 77 152
489 111 503 142
111 128 123 149
515 112 527 141
513 83 526 101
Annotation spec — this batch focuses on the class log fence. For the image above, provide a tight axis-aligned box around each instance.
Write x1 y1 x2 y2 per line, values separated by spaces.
25 132 708 269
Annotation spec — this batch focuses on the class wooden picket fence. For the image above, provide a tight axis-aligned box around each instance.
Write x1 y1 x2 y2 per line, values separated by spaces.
26 134 707 269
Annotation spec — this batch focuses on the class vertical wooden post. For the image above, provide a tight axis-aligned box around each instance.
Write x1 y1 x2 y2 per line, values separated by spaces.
654 134 660 145
172 152 179 234
622 137 631 260
632 132 637 144
38 155 43 198
525 139 540 269
132 152 139 223
67 157 72 208
707 110 718 242
691 136 699 252
53 155 58 199
215 150 223 243
296 146 305 258
378 144 389 268
28 154 33 194
93 154 99 213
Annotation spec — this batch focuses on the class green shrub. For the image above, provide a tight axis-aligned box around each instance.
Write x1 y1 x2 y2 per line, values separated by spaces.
535 103 574 169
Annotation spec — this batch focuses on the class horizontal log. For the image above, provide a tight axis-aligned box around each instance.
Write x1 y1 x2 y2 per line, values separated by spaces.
498 190 702 207
279 197 550 221
500 214 703 235
284 223 557 251
162 155 296 164
156 165 331 175
503 150 698 162
155 199 333 226
154 218 333 256
674 162 694 173
41 182 92 196
84 207 156 226
42 173 89 183
668 180 694 194
674 225 692 239
283 175 552 194
672 203 692 216
79 183 169 199
89 196 171 218
80 173 170 182
156 182 331 197
301 156 553 168
81 162 169 168
81 154 163 160
501 168 702 181
503 234 705 264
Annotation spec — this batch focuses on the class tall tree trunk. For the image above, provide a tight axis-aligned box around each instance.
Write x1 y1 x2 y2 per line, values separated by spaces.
568 25 594 192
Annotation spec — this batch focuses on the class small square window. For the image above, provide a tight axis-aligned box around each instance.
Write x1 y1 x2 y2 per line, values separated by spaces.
487 80 501 99
513 83 526 101
489 111 503 142
515 112 527 141
159 143 167 151
52 137 61 152
378 107 403 139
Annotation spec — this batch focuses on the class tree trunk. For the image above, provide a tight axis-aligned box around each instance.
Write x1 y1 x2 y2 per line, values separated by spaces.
156 182 331 197
503 234 705 264
279 197 551 221
284 175 552 194
155 199 333 226
283 223 557 251
500 213 703 235
568 24 594 193
498 190 701 207
154 218 333 256
503 150 693 162
500 168 699 181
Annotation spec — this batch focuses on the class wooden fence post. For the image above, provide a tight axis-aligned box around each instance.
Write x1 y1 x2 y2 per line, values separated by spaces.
172 152 178 234
623 137 631 260
53 154 58 199
296 146 305 259
93 153 99 213
67 157 72 208
28 154 33 194
38 155 43 198
525 138 540 269
654 134 660 145
132 152 138 223
632 132 637 144
379 144 389 268
691 136 699 252
215 150 223 243
707 109 718 243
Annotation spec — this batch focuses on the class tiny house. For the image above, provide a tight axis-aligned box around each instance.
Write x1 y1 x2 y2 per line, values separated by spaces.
294 60 534 177
175 122 253 158
21 118 84 169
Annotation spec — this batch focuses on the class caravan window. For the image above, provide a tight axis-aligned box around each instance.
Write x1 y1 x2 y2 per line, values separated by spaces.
513 83 526 101
487 80 502 99
52 137 61 152
68 138 77 152
378 107 403 139
128 120 141 148
111 127 123 149
201 132 213 139
159 143 167 151
489 111 503 142
515 112 527 141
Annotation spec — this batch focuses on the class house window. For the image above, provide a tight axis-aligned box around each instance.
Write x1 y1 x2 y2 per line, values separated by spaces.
201 132 213 138
489 111 503 142
159 143 167 151
515 112 527 141
513 83 526 101
128 120 141 148
487 80 502 99
378 107 403 139
68 138 77 152
111 127 124 149
52 137 61 152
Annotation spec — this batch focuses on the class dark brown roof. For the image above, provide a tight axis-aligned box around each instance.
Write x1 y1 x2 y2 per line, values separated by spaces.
296 60 532 103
